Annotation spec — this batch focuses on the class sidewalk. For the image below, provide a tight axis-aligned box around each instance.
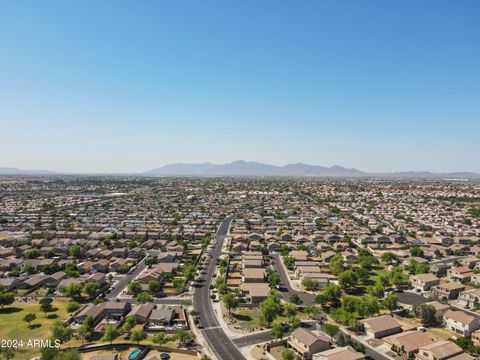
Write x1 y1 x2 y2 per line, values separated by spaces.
211 299 245 339
187 306 218 360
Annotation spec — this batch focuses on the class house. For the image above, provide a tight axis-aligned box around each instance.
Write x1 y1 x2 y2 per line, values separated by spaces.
447 267 474 283
411 273 440 291
362 315 402 339
459 257 480 269
243 259 263 268
312 346 365 360
18 274 47 290
416 340 466 360
128 303 154 323
137 266 164 284
73 301 131 325
57 277 85 291
443 310 480 336
268 242 281 253
147 305 186 330
290 251 309 261
0 278 21 291
431 282 465 300
128 247 143 259
241 282 270 304
430 263 450 277
92 259 110 273
45 271 67 287
383 330 434 358
321 251 336 263
86 272 107 287
287 328 330 359
457 288 480 309
242 268 265 283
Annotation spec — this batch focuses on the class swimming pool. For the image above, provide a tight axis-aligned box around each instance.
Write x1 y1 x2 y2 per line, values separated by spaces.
128 349 141 360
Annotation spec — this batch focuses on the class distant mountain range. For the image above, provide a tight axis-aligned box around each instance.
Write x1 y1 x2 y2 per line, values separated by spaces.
0 167 59 175
144 161 366 177
2 162 480 179
144 161 480 179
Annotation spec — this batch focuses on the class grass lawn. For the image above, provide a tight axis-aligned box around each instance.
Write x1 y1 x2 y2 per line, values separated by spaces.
0 299 69 360
232 308 308 330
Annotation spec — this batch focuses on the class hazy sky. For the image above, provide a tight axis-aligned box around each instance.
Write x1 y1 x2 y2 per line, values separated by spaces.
1 1 479 173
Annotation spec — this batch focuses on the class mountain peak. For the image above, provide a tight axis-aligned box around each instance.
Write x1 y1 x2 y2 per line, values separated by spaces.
144 161 365 177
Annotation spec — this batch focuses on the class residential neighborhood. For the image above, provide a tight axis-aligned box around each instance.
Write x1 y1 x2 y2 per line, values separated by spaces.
0 176 480 360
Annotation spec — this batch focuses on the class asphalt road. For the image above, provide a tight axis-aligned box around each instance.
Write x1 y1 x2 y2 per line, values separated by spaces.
193 216 246 360
271 253 316 304
396 291 429 305
106 256 147 300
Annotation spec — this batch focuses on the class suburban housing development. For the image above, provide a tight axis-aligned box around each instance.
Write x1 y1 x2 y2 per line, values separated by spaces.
0 176 480 360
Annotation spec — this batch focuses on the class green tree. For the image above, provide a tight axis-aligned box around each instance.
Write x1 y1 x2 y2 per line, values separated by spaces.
51 320 72 343
175 328 195 347
328 254 344 276
69 245 81 258
101 324 120 344
145 256 158 267
23 312 36 328
66 301 80 313
412 304 437 325
62 283 82 299
383 294 399 315
270 323 284 339
281 349 295 360
130 329 146 344
381 252 398 264
121 315 136 334
301 278 319 291
304 304 320 318
268 272 281 288
39 297 54 316
223 292 239 315
152 331 169 345
367 283 385 298
136 292 153 303
83 282 99 297
172 278 186 293
149 280 161 293
339 269 358 290
315 283 342 307
78 316 94 344
409 247 424 257
289 294 301 305
0 291 15 309
389 266 408 287
284 303 297 323
127 281 142 296
357 254 379 270
324 323 340 342
259 297 282 327
283 255 295 270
